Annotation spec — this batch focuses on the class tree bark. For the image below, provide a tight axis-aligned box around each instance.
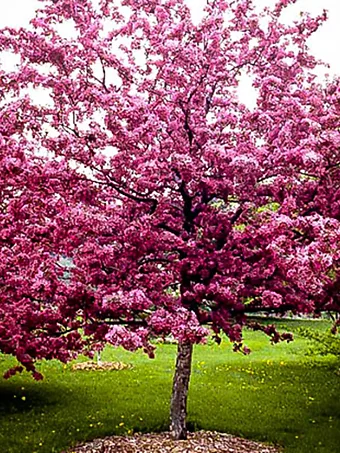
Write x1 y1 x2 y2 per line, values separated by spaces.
170 341 193 440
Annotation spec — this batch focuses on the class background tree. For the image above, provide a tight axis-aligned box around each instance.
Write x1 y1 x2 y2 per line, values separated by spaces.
0 0 339 440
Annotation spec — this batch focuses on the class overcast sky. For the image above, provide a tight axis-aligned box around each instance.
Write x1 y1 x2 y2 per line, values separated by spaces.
0 0 338 108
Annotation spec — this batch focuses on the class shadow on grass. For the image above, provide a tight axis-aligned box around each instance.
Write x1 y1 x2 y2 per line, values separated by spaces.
0 366 172 453
0 382 62 415
0 333 339 453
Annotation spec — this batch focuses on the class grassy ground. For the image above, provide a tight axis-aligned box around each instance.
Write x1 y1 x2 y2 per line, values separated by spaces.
0 319 339 453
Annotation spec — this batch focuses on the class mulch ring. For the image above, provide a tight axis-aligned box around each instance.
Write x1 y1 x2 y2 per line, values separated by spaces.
66 431 281 453
71 361 133 371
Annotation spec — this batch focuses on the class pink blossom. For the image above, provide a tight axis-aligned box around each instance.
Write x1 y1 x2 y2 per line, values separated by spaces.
0 0 338 380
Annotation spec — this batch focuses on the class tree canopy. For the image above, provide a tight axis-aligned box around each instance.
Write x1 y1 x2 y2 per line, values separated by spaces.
0 0 339 402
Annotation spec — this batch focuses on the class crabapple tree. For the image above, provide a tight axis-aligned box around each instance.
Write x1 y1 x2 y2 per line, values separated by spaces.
0 0 339 439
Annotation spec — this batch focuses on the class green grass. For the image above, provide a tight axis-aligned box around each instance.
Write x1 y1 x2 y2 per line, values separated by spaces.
0 319 339 453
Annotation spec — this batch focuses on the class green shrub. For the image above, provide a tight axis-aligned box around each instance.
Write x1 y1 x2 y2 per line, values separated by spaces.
297 327 340 357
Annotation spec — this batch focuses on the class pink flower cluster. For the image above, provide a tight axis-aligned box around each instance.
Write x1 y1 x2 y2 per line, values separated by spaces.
150 308 209 344
105 326 149 351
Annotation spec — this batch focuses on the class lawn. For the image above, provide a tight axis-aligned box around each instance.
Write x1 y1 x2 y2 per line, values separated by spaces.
0 319 339 453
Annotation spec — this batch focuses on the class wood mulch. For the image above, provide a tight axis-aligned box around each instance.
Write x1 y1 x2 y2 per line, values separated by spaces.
66 431 281 453
71 361 133 371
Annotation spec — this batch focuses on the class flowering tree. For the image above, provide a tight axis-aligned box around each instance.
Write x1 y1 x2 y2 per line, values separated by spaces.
1 0 340 440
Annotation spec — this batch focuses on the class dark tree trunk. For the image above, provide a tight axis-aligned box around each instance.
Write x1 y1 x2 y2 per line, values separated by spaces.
170 341 193 440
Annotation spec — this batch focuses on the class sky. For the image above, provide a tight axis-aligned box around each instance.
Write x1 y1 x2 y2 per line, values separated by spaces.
0 0 339 108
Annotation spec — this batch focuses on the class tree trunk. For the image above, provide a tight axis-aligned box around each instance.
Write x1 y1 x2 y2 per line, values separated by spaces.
170 341 193 440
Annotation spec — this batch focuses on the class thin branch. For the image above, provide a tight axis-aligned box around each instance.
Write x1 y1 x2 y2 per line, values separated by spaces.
229 207 243 224
138 257 171 266
156 222 181 237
